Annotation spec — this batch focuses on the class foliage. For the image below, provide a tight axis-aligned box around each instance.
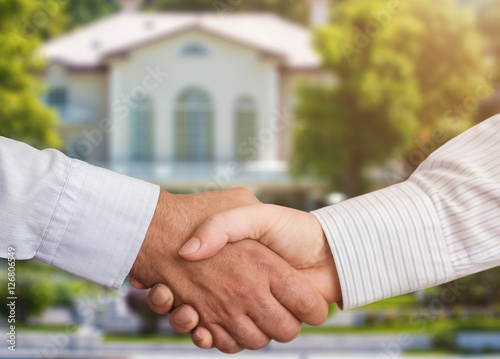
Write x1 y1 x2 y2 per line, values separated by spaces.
0 0 62 149
292 0 487 197
363 310 377 325
475 0 500 120
0 270 55 323
145 0 215 11
328 303 337 317
476 0 500 81
400 0 488 167
145 0 309 25
62 0 118 31
0 260 104 323
431 320 458 350
51 279 103 306
438 267 500 307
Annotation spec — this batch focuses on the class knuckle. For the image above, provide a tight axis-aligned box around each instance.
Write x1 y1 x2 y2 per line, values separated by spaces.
248 251 275 273
232 187 258 204
284 274 319 317
204 213 224 229
275 321 301 343
257 302 301 343
148 300 169 315
251 301 271 328
232 320 270 350
298 291 320 316
231 283 253 300
234 321 254 345
169 314 191 334
251 314 265 328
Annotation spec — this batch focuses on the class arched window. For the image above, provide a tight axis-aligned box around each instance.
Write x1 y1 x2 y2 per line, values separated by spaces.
130 97 154 161
234 96 257 162
175 88 214 162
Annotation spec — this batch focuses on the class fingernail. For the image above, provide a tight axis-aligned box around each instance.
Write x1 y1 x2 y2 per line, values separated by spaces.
151 287 170 306
175 306 193 325
194 329 203 340
179 238 200 255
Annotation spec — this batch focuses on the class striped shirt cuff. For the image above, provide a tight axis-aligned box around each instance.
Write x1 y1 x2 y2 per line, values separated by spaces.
36 160 160 289
312 181 453 310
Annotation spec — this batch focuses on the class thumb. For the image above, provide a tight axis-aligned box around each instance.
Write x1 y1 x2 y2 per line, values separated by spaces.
178 203 273 261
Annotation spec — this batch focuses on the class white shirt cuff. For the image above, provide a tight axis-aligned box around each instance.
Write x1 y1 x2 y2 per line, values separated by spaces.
35 159 160 289
312 181 453 310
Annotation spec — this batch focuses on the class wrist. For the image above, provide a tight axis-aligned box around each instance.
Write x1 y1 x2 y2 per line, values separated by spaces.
308 213 342 304
130 190 179 287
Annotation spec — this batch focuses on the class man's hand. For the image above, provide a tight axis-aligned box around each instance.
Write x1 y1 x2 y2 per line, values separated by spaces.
146 203 342 349
129 190 329 353
180 203 341 303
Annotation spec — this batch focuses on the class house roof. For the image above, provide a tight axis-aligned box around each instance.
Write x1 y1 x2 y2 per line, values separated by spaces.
43 12 321 70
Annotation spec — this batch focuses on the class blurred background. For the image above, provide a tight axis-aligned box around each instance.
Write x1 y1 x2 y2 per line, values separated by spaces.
0 0 499 358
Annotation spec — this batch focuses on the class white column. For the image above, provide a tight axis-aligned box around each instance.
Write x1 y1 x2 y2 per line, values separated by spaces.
261 61 280 162
156 86 171 162
218 92 233 162
108 62 128 164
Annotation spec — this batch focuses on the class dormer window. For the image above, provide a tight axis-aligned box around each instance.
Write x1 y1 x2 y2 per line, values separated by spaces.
180 43 209 58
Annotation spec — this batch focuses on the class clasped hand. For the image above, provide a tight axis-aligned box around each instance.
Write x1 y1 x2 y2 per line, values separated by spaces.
129 188 341 353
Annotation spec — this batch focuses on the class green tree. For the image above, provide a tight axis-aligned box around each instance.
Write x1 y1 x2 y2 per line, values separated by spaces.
293 0 486 197
0 0 62 149
475 0 500 120
0 260 104 323
476 0 500 81
63 0 118 31
146 0 308 25
402 0 488 168
0 273 55 323
146 0 213 11
438 267 500 307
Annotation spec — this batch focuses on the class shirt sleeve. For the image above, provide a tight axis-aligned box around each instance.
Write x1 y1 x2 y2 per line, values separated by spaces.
311 114 500 310
0 137 160 289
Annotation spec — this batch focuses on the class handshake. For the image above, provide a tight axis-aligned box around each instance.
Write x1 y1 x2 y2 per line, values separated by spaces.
129 188 342 353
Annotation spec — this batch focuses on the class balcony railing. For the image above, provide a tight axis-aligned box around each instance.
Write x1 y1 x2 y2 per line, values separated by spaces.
92 160 291 186
57 105 95 125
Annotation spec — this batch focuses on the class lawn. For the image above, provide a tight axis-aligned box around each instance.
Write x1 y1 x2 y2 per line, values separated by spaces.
103 333 193 344
17 324 77 333
360 293 417 309
300 324 425 335
300 317 500 335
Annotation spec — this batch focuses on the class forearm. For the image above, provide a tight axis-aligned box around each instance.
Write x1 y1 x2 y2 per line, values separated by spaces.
130 189 178 287
0 137 160 288
0 137 70 259
312 114 500 309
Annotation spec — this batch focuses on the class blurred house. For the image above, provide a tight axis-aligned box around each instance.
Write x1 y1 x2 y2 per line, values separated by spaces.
41 0 330 208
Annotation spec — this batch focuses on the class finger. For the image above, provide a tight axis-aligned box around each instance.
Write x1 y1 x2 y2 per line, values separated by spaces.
224 316 270 350
270 268 329 326
169 305 199 334
249 297 302 344
192 326 214 349
208 324 244 354
146 284 175 315
129 275 149 289
178 204 273 261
